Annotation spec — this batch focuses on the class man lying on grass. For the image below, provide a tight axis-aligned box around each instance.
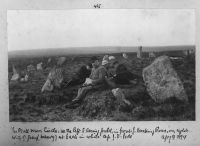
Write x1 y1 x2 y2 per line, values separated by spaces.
105 60 141 88
65 57 109 108
62 63 92 88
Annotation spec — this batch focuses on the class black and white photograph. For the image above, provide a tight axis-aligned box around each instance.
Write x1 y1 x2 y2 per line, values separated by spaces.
8 9 195 122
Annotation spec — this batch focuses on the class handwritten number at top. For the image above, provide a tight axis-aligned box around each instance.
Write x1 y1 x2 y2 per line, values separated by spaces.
94 4 101 8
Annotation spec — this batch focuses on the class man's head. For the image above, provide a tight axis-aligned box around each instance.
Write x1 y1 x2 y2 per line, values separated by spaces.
108 56 116 68
102 59 110 69
91 56 100 68
86 63 92 70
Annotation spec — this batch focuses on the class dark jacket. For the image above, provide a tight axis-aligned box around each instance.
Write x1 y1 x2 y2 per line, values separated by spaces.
114 64 139 84
76 65 91 80
66 65 91 87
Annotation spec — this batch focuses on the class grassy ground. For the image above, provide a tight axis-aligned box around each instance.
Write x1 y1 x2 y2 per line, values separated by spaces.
9 52 195 121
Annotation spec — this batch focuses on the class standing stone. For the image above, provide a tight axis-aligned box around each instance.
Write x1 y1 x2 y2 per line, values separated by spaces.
24 74 29 82
47 58 52 64
137 46 142 58
27 64 36 73
37 62 43 70
41 67 64 92
142 55 188 103
189 48 195 54
41 79 54 92
183 50 190 56
47 67 64 88
149 52 156 58
57 57 66 66
122 53 128 59
12 64 18 74
11 65 20 81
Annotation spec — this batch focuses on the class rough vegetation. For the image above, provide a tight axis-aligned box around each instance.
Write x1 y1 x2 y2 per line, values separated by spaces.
9 51 195 121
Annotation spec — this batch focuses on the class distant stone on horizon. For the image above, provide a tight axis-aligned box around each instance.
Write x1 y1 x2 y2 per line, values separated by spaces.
137 46 142 58
149 52 156 58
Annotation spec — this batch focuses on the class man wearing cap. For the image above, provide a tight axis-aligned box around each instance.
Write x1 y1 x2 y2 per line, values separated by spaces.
67 57 109 106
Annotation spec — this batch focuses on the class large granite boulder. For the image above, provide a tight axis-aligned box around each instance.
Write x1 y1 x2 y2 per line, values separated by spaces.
142 55 188 103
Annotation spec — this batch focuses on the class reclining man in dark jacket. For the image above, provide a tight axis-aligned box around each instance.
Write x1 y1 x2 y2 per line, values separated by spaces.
66 57 109 107
63 63 92 87
106 60 141 88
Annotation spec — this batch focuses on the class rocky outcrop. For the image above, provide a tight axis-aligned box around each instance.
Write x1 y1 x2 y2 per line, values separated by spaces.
143 56 188 103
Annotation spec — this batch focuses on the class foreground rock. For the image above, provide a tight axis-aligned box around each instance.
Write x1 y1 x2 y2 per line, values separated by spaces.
143 55 188 103
112 88 131 106
11 65 20 81
41 67 64 92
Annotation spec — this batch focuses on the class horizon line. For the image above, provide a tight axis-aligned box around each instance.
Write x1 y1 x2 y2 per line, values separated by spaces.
8 44 195 52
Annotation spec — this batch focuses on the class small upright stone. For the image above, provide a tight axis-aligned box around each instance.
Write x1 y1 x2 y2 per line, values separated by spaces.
137 46 142 58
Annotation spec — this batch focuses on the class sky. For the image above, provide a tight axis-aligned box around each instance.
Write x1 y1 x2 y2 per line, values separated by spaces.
7 9 195 51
